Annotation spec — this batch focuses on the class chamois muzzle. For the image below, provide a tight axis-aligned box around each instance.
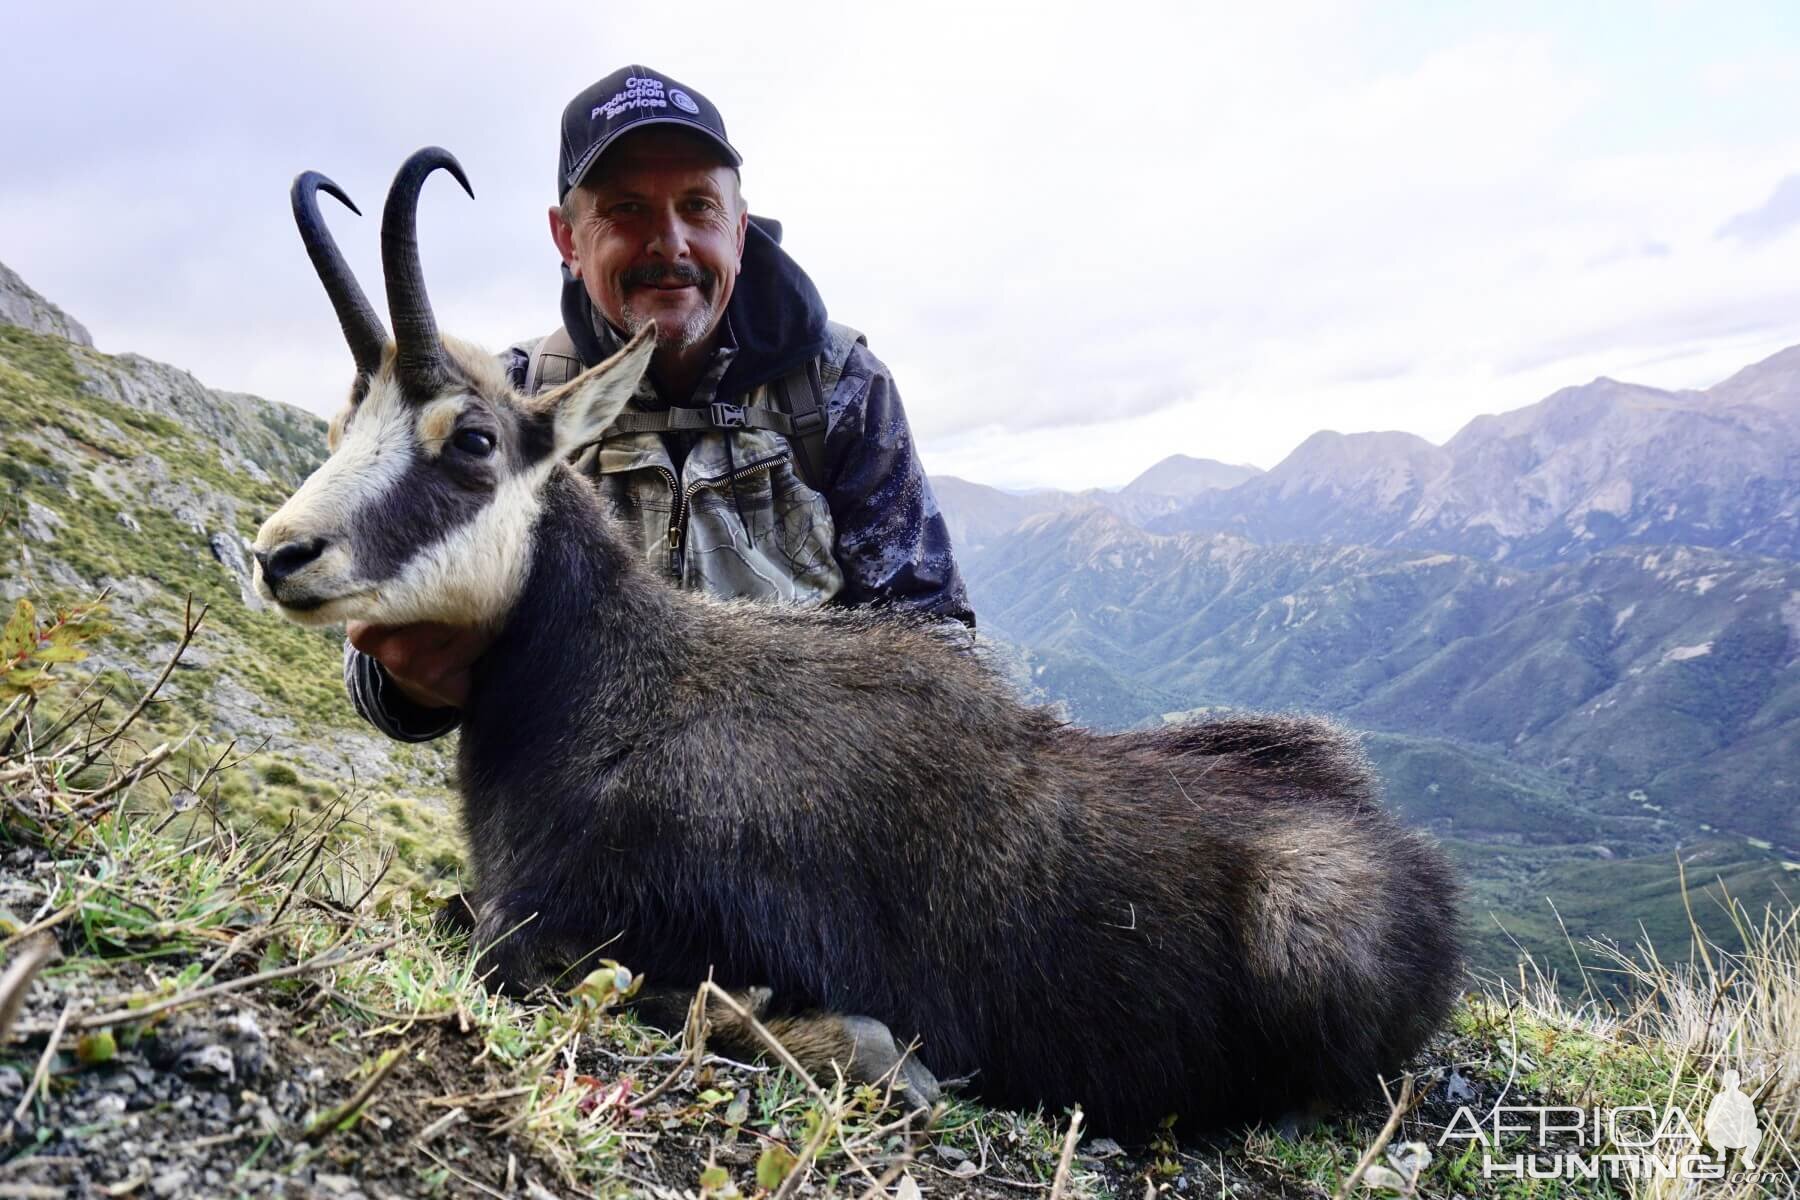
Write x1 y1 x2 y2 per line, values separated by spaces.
291 172 388 378
381 147 474 399
254 537 328 587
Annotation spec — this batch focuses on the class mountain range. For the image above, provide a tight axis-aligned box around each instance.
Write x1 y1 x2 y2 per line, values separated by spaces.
941 349 1799 565
935 455 1263 551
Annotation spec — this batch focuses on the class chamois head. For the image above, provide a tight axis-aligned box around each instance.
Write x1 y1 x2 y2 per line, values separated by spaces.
253 147 656 630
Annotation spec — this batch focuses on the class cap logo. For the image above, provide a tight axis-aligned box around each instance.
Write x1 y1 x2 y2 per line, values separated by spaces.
591 75 668 123
669 89 700 115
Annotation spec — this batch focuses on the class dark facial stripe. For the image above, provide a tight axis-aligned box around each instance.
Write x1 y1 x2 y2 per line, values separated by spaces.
348 442 501 582
514 409 559 468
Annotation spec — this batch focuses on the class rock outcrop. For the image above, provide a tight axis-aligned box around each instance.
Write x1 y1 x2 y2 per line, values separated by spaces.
0 259 93 346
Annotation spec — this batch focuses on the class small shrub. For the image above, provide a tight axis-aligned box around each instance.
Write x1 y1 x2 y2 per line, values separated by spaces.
261 761 300 786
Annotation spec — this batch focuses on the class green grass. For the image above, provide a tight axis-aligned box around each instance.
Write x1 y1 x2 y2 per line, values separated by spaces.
1 320 457 850
1450 834 1800 985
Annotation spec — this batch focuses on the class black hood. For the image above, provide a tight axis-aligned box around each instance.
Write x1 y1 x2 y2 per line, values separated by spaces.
558 215 831 402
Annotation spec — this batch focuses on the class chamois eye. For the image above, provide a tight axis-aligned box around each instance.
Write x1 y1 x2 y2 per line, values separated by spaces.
452 428 496 457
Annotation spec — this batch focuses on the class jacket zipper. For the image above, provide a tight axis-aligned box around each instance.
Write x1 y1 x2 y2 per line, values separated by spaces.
662 454 784 579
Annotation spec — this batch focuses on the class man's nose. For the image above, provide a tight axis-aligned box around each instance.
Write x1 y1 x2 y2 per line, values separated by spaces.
645 204 690 258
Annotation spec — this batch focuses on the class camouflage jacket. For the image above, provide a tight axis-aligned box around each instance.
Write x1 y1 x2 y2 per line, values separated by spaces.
345 218 972 742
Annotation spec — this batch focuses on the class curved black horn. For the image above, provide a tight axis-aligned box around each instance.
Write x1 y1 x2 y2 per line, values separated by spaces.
291 172 389 377
381 147 474 396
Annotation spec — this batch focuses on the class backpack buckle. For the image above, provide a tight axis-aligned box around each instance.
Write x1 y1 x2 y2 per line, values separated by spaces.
710 402 748 429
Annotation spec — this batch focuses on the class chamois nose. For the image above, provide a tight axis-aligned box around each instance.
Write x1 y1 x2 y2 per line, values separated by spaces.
255 537 328 585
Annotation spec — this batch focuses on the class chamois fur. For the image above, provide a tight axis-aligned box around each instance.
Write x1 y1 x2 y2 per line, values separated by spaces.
455 464 1462 1132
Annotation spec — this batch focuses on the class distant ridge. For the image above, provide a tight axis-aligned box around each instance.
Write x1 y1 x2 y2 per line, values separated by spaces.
1139 345 1800 565
1121 454 1261 497
934 456 1262 551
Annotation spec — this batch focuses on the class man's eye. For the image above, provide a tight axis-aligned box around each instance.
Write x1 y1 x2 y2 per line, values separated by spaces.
610 202 642 216
452 429 496 457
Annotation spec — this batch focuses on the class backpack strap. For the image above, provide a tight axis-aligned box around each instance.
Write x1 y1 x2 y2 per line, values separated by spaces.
524 325 581 394
612 404 799 436
529 317 866 494
774 321 865 491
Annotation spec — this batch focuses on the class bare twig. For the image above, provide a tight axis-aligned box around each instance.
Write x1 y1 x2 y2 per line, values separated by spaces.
1334 1073 1415 1200
0 893 91 957
1048 1107 1083 1200
305 1045 408 1141
11 998 78 1125
72 597 206 778
347 844 396 913
267 816 335 930
415 1146 510 1200
412 1106 468 1146
423 1086 533 1108
0 938 57 1042
631 983 712 1110
771 1078 844 1200
850 1109 926 1200
0 1182 65 1198
24 935 398 1033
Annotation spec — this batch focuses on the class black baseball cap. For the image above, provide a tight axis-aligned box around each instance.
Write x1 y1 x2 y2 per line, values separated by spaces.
557 66 741 200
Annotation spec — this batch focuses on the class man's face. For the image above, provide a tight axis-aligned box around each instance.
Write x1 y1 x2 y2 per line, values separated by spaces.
550 128 748 356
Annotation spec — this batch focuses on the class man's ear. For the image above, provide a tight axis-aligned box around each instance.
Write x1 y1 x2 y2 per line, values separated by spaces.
548 204 579 272
537 324 657 454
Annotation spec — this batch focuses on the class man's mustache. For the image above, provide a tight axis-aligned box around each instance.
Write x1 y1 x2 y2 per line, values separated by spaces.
621 263 713 290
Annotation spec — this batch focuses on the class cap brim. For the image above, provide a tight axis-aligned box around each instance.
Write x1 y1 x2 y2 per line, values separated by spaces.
565 118 743 196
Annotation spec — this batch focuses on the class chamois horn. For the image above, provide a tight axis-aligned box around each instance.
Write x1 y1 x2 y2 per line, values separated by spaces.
381 146 474 396
291 172 388 378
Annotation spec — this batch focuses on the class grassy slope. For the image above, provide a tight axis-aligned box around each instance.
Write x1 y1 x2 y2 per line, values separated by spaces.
0 323 462 884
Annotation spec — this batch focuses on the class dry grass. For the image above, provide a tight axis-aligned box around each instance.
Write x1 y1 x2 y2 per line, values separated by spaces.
1470 870 1800 1199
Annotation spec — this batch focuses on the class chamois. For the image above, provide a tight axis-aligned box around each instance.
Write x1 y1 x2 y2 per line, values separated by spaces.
254 147 1463 1134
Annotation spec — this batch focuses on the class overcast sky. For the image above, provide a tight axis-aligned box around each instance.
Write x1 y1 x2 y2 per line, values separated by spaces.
5 2 1800 489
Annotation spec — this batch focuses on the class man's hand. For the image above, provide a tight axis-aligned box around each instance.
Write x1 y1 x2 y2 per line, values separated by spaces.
346 621 492 711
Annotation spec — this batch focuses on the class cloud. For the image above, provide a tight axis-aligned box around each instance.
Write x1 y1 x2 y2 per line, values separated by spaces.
4 3 1800 492
1716 174 1800 245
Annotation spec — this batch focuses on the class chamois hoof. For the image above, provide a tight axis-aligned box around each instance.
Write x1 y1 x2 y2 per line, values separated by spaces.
842 1015 941 1109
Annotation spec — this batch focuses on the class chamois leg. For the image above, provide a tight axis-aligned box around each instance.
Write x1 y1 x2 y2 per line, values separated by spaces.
759 1013 940 1108
468 890 569 995
634 987 941 1108
433 889 480 938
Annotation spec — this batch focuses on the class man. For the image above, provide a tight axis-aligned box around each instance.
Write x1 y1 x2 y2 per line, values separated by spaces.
345 66 972 741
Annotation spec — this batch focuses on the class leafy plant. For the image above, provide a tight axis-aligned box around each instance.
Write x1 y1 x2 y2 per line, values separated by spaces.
1 594 111 698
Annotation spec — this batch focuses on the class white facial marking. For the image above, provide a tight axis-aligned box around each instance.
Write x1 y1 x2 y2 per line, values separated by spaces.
355 462 556 629
254 375 415 618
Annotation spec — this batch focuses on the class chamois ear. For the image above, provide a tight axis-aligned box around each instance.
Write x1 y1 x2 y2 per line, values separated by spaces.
539 324 657 455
